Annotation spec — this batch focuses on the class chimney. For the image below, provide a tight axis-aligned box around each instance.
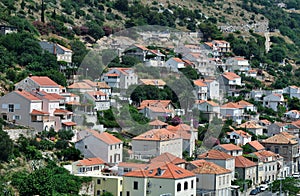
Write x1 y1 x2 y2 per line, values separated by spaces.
29 73 33 77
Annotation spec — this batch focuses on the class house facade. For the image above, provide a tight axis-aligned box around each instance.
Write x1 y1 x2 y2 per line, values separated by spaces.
101 68 138 89
75 130 123 164
188 160 232 196
123 162 196 196
204 79 220 100
15 76 60 93
234 156 257 184
262 132 300 174
263 93 285 112
193 79 208 100
218 72 241 97
39 41 72 64
131 128 183 161
225 130 252 146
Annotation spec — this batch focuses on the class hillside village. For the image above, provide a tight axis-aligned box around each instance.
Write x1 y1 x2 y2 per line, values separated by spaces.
1 26 300 196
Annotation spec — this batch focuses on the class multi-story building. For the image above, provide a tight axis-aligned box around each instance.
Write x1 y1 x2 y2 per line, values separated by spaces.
218 72 241 97
75 130 123 164
131 128 183 161
193 79 208 100
214 143 243 156
251 150 284 183
123 162 196 196
235 156 257 185
262 132 300 174
101 68 138 89
15 76 60 93
39 41 72 64
198 149 235 179
188 160 232 196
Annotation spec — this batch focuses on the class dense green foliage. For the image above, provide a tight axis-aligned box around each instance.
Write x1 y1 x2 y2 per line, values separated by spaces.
271 177 300 195
0 125 13 162
11 161 91 196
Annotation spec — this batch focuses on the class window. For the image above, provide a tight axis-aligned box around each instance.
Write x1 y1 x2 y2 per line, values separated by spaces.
184 181 188 190
13 115 20 120
85 145 87 149
219 177 221 185
97 179 101 184
8 104 14 112
275 147 279 154
110 145 112 150
191 180 194 189
196 178 199 182
120 180 123 185
126 191 130 196
94 166 99 170
97 190 100 196
177 183 181 192
133 181 138 190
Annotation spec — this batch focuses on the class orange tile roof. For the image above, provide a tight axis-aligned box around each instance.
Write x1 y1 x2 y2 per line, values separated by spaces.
205 42 213 48
134 44 148 51
233 56 247 61
66 101 80 105
172 57 184 63
76 157 106 166
147 106 172 113
88 130 122 145
253 150 282 162
262 132 297 144
222 72 240 81
62 121 76 126
150 152 186 165
247 141 265 151
238 121 263 129
54 109 72 114
166 124 194 140
191 160 231 174
124 162 195 179
82 79 97 87
29 76 59 87
57 43 72 52
149 119 168 126
133 128 180 141
108 68 133 75
86 91 107 97
236 100 253 107
235 156 257 168
193 80 207 87
259 119 271 125
96 82 111 89
138 100 172 110
105 73 120 77
68 82 93 89
221 102 243 109
218 143 242 151
15 90 40 101
140 79 166 86
48 93 64 100
198 149 234 160
195 100 219 106
31 109 49 115
229 130 251 138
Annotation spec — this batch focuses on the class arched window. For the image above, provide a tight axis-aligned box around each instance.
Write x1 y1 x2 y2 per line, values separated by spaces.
177 183 181 192
184 181 188 190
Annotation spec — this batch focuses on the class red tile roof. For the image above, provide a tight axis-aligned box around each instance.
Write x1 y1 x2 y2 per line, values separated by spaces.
30 76 59 87
198 149 234 160
89 130 122 144
221 102 243 109
172 57 184 63
195 100 219 106
236 100 253 107
149 119 168 126
247 141 265 151
235 156 257 168
218 143 242 151
193 80 207 87
138 100 172 110
262 132 297 144
86 91 107 97
76 157 106 166
150 152 186 165
229 130 252 138
124 162 195 179
31 109 49 115
62 121 77 126
191 160 231 174
253 150 282 162
133 128 180 141
54 109 72 114
222 72 240 81
140 79 166 86
68 82 93 89
15 90 40 101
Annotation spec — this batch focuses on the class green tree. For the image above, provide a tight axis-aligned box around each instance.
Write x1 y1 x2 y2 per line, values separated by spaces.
271 177 300 195
0 127 13 162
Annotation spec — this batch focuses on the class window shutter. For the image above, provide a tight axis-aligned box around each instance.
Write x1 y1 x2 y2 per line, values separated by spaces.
15 104 20 109
2 104 7 109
